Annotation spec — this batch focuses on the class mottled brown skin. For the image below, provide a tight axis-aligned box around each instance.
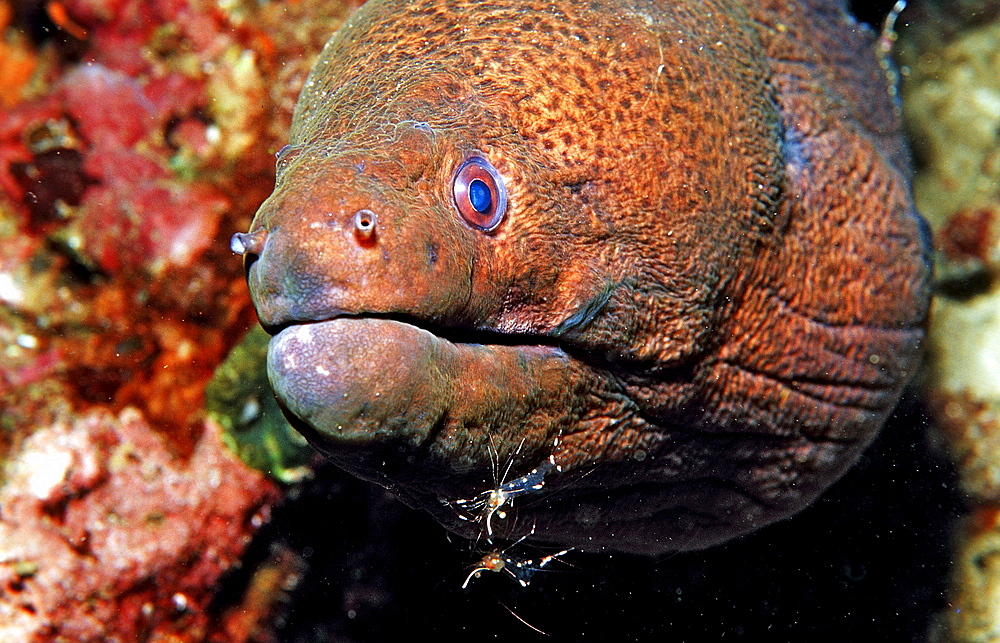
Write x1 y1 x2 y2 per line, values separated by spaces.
238 0 930 554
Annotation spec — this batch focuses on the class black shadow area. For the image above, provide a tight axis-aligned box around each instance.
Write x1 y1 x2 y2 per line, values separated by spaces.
231 395 963 642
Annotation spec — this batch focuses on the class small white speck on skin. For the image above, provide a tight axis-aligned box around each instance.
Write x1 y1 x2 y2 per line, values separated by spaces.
316 365 330 376
24 448 73 500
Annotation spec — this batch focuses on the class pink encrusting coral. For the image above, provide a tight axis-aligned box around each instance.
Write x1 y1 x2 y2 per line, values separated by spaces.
0 408 279 642
61 63 227 273
6 61 230 274
3 24 227 276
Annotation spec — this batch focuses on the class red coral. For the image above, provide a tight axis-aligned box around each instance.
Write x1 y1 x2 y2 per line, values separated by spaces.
938 206 999 264
62 64 154 147
0 61 228 276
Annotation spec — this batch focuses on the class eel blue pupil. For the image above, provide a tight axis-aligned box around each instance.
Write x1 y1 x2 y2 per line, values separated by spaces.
468 179 492 213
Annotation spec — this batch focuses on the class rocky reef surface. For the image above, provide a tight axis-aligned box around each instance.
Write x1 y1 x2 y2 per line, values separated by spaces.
0 0 352 640
898 2 1000 641
0 409 277 641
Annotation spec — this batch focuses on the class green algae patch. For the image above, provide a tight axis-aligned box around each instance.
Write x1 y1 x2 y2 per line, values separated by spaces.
206 325 313 483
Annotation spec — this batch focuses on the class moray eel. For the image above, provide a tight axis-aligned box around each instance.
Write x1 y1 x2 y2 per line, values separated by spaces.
232 0 930 554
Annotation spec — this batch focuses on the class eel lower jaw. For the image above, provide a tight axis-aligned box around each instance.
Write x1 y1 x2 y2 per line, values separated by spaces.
264 314 569 454
266 316 448 452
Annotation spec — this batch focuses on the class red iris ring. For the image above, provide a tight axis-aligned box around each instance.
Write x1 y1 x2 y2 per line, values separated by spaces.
453 156 507 231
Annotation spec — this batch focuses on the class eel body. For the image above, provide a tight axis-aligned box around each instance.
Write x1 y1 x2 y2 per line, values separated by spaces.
233 0 930 554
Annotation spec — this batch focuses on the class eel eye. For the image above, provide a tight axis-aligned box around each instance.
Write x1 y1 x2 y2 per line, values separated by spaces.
452 156 507 231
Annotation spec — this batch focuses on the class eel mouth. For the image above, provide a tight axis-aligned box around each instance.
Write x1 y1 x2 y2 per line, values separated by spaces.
261 311 559 351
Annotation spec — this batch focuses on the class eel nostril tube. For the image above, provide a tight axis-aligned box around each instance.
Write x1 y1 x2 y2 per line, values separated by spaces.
230 230 267 256
353 209 377 241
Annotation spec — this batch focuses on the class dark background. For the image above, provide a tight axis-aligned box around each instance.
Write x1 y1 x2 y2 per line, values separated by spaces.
232 393 963 642
851 0 903 27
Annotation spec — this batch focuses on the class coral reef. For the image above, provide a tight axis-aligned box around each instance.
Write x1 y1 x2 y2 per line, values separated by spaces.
898 5 1000 641
0 408 278 642
0 0 355 640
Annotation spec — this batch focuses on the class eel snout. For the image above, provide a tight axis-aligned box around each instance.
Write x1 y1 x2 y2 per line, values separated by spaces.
235 154 475 332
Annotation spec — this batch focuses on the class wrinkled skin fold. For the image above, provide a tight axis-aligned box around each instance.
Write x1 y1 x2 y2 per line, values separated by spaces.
237 0 930 554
